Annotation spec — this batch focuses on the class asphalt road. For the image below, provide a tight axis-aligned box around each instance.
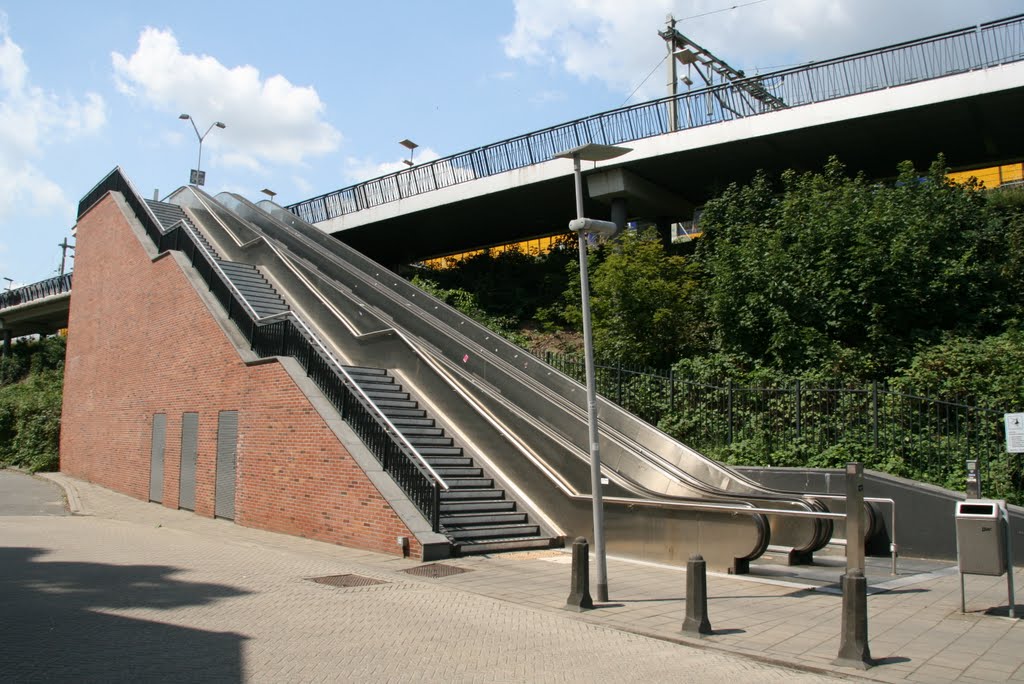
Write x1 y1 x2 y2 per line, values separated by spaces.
0 470 66 516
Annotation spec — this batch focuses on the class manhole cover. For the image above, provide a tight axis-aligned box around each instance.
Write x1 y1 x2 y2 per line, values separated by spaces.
402 563 474 578
308 574 390 588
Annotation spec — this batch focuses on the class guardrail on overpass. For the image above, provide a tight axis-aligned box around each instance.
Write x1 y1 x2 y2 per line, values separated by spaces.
288 14 1024 226
0 274 72 311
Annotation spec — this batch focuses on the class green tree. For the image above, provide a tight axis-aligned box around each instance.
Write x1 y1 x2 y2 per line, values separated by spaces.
0 336 66 472
695 156 1006 378
561 229 704 368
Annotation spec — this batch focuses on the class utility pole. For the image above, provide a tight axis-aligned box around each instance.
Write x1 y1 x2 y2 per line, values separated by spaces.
658 15 786 131
58 238 75 276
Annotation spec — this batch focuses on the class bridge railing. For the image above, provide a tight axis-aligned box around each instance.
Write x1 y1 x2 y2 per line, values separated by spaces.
288 13 1024 226
77 168 444 531
0 273 72 312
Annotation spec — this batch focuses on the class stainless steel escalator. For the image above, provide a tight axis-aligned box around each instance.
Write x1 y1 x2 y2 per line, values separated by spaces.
165 184 833 572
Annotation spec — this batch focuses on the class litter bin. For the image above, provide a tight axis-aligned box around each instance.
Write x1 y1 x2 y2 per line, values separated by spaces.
955 499 1007 577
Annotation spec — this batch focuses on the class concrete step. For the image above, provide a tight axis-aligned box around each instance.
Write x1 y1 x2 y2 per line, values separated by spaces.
397 426 444 437
364 389 410 401
390 416 435 428
446 478 494 490
432 467 483 478
440 500 516 514
440 512 528 527
445 524 541 541
423 456 474 468
440 489 506 501
404 435 453 447
374 398 418 409
455 537 556 555
416 446 463 457
381 407 428 419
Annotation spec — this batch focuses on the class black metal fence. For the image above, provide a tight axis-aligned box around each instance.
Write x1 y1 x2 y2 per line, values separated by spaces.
288 13 1024 225
0 273 72 311
545 351 1018 502
78 168 442 530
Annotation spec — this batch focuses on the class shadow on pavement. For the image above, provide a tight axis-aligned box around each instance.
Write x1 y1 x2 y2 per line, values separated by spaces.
1 547 250 682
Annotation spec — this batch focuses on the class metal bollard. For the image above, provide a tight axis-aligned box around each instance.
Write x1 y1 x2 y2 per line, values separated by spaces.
835 570 873 669
682 553 712 635
834 462 873 669
565 537 594 612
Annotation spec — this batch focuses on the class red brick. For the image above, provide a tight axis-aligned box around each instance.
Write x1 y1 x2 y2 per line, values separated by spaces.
61 194 423 559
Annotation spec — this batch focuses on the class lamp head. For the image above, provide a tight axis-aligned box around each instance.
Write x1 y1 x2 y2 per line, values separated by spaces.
569 218 618 237
178 113 190 120
215 122 226 129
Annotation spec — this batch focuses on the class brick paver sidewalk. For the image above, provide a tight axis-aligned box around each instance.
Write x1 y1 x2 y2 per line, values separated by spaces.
12 471 1024 682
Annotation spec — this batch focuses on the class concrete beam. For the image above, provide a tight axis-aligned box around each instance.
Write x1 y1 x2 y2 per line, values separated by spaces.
586 167 694 221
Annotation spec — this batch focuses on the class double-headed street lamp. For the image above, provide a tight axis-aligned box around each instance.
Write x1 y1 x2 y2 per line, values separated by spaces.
554 142 632 602
179 114 226 186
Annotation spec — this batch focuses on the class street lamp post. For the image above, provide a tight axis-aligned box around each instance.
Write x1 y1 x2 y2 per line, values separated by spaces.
179 114 226 186
554 142 632 602
399 139 418 167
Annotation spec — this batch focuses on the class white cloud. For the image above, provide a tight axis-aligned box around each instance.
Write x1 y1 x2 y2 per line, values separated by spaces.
112 27 342 168
291 175 313 195
503 0 1023 101
342 147 443 184
0 14 106 222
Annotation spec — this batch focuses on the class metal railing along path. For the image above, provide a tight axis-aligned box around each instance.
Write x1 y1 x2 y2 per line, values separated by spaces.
0 273 72 311
77 168 447 531
288 14 1024 225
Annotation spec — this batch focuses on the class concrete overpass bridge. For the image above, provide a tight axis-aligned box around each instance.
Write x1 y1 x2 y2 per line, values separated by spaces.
289 13 1024 266
0 275 71 350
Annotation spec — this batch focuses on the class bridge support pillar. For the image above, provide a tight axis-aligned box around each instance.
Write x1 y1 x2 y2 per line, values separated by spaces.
2 328 9 356
611 198 628 234
586 168 693 241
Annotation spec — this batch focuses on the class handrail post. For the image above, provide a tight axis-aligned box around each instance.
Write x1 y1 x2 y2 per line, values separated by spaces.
432 483 441 532
872 381 879 450
727 380 734 445
795 379 802 439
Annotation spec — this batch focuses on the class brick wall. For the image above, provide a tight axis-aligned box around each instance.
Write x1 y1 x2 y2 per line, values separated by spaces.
61 193 422 558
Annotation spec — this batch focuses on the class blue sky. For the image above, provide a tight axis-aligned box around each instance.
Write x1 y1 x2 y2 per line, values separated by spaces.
1 0 1020 285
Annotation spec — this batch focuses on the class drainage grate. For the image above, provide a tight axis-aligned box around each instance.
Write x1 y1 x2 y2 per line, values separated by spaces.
308 574 390 588
402 563 474 578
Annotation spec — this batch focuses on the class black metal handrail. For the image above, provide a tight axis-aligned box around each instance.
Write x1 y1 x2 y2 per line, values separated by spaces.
0 273 73 311
77 168 443 531
288 13 1024 225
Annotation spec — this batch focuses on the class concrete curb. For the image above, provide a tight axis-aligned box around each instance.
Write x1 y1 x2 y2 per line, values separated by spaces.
38 472 85 515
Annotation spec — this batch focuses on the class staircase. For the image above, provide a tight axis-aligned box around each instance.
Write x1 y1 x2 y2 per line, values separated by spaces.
343 365 556 555
147 200 551 554
146 200 288 319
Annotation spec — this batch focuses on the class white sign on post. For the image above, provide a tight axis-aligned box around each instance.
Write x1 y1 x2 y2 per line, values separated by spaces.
1005 413 1024 453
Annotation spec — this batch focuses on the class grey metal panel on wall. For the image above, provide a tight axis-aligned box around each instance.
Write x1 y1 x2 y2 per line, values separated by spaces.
179 412 198 511
215 411 238 520
149 413 166 503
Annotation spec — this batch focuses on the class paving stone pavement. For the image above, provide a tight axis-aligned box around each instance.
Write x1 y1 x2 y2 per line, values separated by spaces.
5 471 1023 682
4 471 844 683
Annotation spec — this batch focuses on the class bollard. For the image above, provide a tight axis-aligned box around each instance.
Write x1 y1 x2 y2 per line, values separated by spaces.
835 570 872 669
834 462 873 669
565 537 594 612
682 553 712 635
